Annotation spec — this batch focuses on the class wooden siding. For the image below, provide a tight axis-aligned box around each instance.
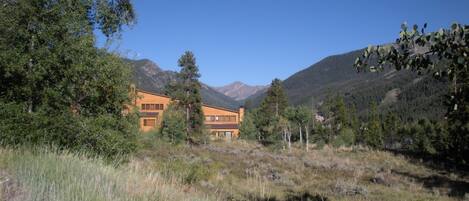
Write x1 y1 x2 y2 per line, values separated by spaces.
135 90 172 132
134 89 243 139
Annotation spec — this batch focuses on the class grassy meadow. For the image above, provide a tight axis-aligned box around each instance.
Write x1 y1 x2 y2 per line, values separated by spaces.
135 136 469 201
0 147 215 201
2 133 468 201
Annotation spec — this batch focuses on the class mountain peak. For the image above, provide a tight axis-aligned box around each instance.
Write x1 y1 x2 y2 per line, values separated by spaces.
214 82 267 101
230 81 244 85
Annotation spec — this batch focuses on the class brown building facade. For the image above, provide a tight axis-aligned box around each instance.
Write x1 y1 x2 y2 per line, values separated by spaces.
133 89 244 139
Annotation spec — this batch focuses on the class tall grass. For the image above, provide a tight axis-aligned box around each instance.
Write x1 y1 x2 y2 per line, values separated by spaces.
0 148 215 201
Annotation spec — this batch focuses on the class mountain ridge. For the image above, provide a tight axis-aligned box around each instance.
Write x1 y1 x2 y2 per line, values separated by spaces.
214 81 267 101
246 48 447 121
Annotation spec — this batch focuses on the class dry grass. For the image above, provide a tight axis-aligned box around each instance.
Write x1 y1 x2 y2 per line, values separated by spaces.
136 140 469 201
2 139 467 201
0 148 216 201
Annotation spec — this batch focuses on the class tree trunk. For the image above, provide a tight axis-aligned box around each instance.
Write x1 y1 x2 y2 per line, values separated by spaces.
27 36 34 113
186 105 190 133
299 124 303 145
305 125 309 152
275 102 279 117
282 130 286 150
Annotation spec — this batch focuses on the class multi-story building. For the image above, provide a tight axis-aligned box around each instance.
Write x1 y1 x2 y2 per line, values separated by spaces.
133 89 244 139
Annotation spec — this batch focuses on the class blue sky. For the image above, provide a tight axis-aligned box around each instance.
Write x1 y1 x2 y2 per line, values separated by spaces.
97 0 469 87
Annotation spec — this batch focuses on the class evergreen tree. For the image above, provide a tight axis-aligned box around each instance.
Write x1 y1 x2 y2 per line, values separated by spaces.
259 79 288 117
239 111 258 140
255 79 289 143
383 112 400 149
364 102 383 148
170 51 205 137
349 104 360 136
334 96 348 130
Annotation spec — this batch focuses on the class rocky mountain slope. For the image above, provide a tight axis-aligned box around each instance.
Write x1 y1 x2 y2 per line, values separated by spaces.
214 81 267 101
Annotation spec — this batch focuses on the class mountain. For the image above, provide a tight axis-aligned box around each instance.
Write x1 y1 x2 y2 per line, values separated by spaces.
246 49 447 122
126 59 241 110
214 81 268 101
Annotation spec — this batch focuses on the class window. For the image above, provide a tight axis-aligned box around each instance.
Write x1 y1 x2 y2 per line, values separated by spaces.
204 115 237 122
141 104 164 110
143 119 156 127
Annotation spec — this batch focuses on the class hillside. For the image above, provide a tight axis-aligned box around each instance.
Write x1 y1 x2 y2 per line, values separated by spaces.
246 49 447 121
126 59 241 110
214 81 268 101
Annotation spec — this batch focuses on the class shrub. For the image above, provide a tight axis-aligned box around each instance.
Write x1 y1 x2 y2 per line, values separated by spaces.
184 163 212 184
159 103 187 144
0 102 139 159
332 128 356 147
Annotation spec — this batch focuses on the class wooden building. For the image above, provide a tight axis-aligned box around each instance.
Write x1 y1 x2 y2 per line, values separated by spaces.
133 89 244 139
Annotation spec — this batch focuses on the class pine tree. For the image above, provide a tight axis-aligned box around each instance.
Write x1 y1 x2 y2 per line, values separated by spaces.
383 112 399 149
239 111 258 140
255 79 288 143
260 79 288 117
334 96 348 130
349 104 360 136
171 51 205 137
364 102 383 148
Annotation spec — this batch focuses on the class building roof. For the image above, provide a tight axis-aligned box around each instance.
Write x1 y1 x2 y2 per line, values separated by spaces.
136 89 172 99
202 103 239 114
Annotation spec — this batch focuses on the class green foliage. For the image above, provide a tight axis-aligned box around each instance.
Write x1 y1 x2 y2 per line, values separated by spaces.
0 0 137 158
0 147 214 201
168 51 205 138
296 106 312 125
246 48 447 125
349 105 360 134
335 96 348 129
383 112 400 149
355 23 469 163
259 79 289 117
398 119 449 156
0 102 139 159
184 162 213 184
159 103 187 144
239 111 258 140
254 79 289 143
332 128 356 147
363 102 383 148
312 123 329 144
